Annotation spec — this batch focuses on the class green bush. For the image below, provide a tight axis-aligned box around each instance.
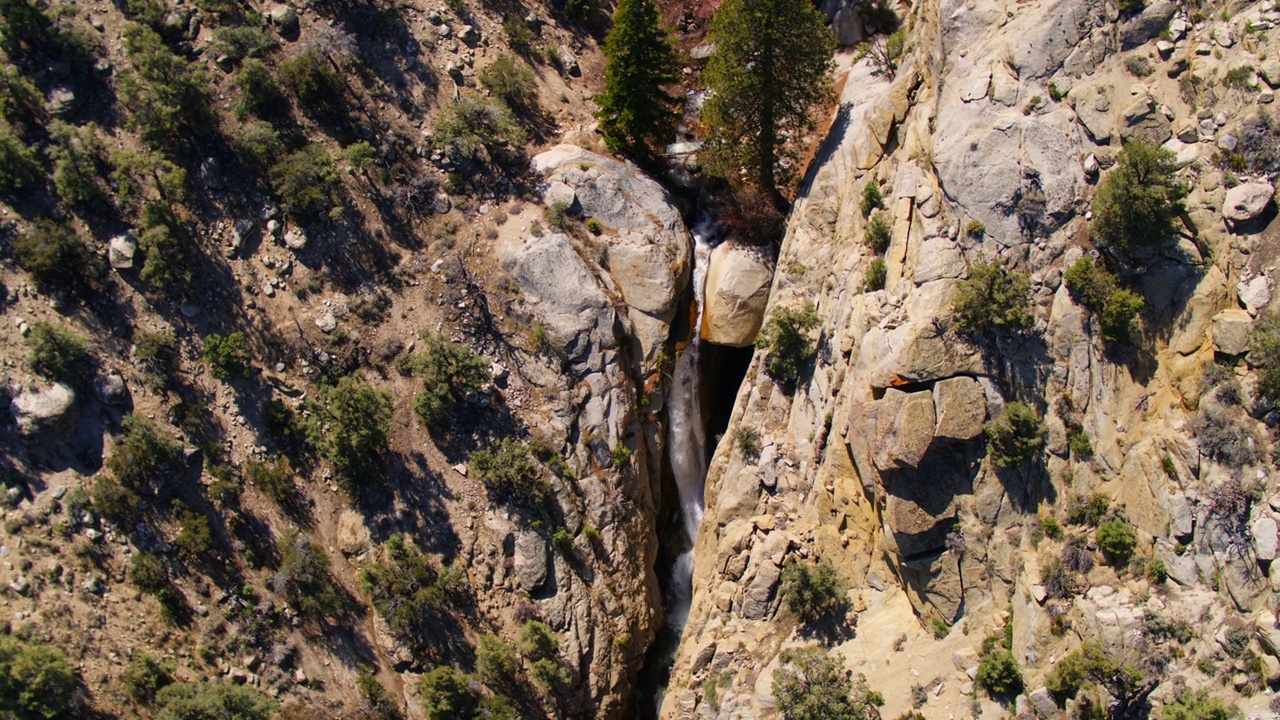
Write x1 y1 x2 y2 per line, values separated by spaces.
860 182 882 217
562 0 599 21
234 59 286 119
0 122 41 194
865 212 891 253
106 414 183 492
420 666 479 720
48 121 108 210
1250 316 1280 404
119 23 210 146
780 559 846 621
433 96 529 165
471 438 550 506
864 258 887 291
111 148 188 211
952 261 1033 337
208 26 277 62
232 120 285 168
137 202 193 299
1066 493 1110 526
405 331 491 429
278 48 343 110
517 620 559 661
475 633 519 685
274 530 341 619
24 321 89 383
1091 140 1186 251
1162 690 1241 720
755 303 821 385
361 535 462 647
123 654 174 704
1064 257 1144 343
975 648 1023 697
1146 556 1168 583
773 647 883 720
0 634 80 719
172 502 215 561
304 375 393 490
92 475 141 527
245 457 297 506
480 54 538 115
1042 516 1064 540
202 332 250 379
1068 429 1093 458
1095 518 1136 564
551 527 575 554
270 144 344 220
984 401 1044 468
153 681 276 720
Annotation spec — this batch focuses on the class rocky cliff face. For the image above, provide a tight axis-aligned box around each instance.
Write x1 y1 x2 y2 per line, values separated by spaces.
665 0 1280 716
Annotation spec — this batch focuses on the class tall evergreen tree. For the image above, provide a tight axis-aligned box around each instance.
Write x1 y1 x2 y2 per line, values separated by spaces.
702 0 835 207
596 0 679 163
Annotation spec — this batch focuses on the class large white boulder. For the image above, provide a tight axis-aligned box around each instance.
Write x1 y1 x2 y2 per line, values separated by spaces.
702 242 775 347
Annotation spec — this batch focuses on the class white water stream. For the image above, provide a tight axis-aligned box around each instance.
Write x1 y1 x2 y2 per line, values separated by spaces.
665 218 716 631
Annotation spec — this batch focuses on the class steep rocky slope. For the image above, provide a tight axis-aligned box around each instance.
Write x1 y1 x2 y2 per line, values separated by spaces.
665 0 1280 717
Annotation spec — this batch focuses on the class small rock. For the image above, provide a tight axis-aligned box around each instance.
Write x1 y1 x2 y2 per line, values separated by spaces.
284 228 308 250
267 5 299 37
51 486 67 500
9 578 30 595
1239 275 1272 316
45 87 78 118
314 312 337 333
1083 154 1100 177
1212 308 1254 355
1218 134 1238 152
95 372 128 406
180 304 199 318
109 234 137 270
1254 516 1278 561
1223 182 1274 225
543 181 576 211
1213 24 1235 47
452 464 467 477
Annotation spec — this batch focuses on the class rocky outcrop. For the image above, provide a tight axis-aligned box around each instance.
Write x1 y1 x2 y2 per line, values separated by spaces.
702 242 775 347
662 0 1280 716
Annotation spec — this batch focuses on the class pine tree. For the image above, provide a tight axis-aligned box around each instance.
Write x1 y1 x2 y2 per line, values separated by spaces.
702 0 835 207
596 0 679 163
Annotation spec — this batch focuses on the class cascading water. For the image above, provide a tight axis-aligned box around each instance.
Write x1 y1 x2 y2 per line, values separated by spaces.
665 218 716 631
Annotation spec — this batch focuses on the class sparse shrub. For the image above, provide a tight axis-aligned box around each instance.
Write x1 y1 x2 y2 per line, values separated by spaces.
471 438 549 506
965 219 985 238
202 332 250 379
361 535 462 648
1250 316 1280 405
1069 429 1093 458
864 258 887 291
1224 625 1250 658
206 463 242 507
304 375 394 491
736 427 761 459
755 303 821 385
1044 640 1142 705
134 331 179 388
952 261 1033 337
24 321 89 383
273 530 341 619
432 96 528 166
860 182 882 217
234 59 287 119
984 401 1044 468
172 502 215 561
931 617 950 639
245 457 297 506
1161 689 1241 720
129 552 169 593
586 218 602 235
0 634 80 719
480 54 538 115
1125 55 1153 77
1191 403 1258 466
1061 538 1095 574
49 121 108 210
153 681 276 720
773 647 884 720
1095 517 1136 564
270 144 344 220
1091 140 1186 251
1064 257 1144 343
562 0 599 22
780 559 846 621
502 16 532 53
123 654 174 704
111 148 188 211
233 120 285 168
404 331 491 429
865 212 891 253
551 527 575 554
106 414 183 493
1224 65 1256 89
1040 555 1074 600
92 475 141 527
1066 493 1110 526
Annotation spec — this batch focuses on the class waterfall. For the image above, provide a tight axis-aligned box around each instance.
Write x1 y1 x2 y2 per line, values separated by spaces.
665 217 716 630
